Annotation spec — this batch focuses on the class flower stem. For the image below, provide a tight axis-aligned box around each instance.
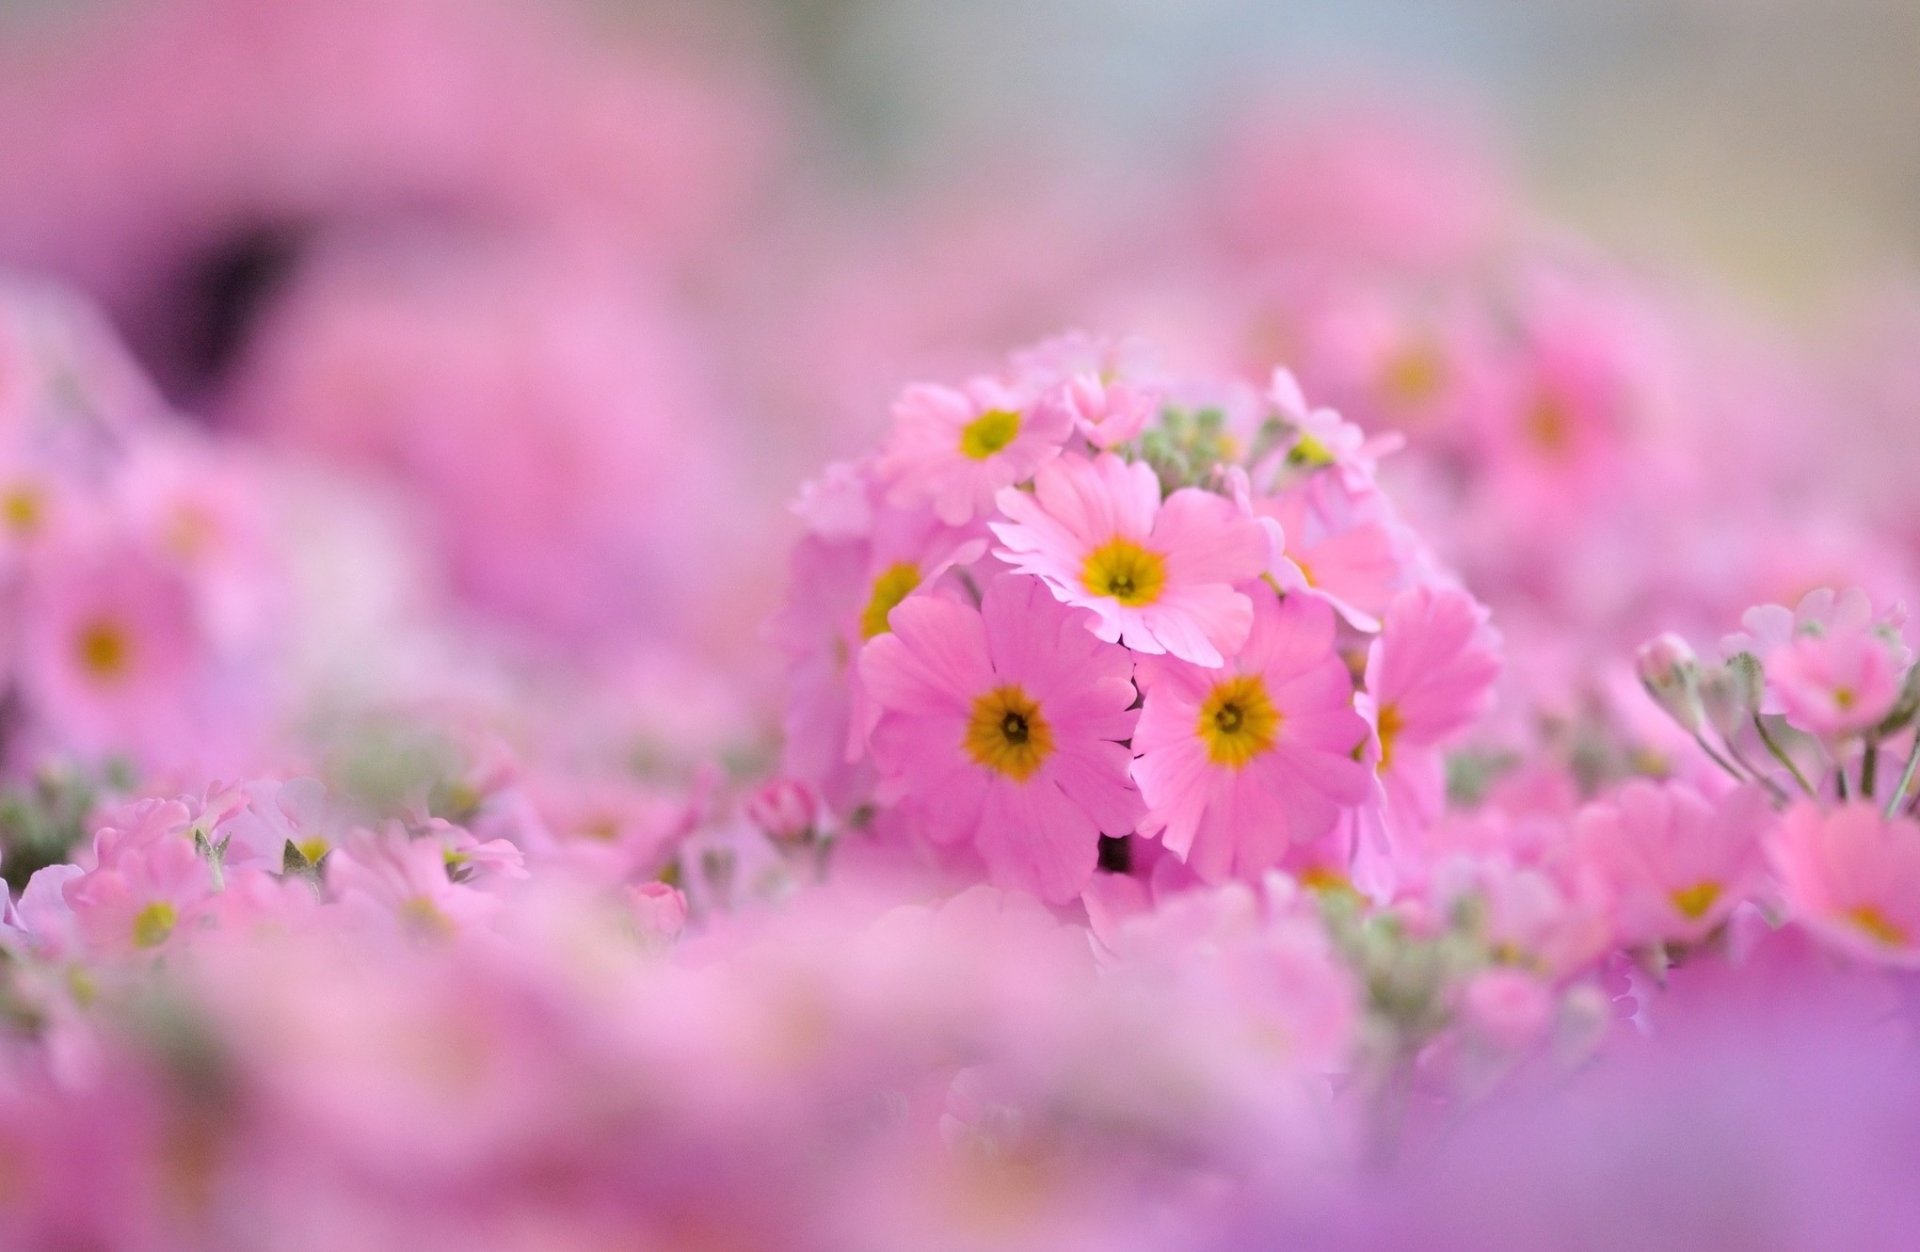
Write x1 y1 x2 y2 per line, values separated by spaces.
1753 716 1816 798
1885 737 1920 819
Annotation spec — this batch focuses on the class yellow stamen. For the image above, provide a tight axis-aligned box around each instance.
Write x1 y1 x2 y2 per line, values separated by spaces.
1298 866 1360 901
1525 391 1573 457
75 620 133 683
963 685 1054 782
1080 538 1167 607
398 896 456 939
1376 703 1405 772
860 562 921 640
1834 687 1857 711
1287 434 1335 469
1848 903 1908 948
1198 675 1281 768
296 837 331 865
1379 341 1447 408
1670 882 1722 921
165 506 216 561
132 901 177 950
1 485 42 536
958 408 1022 460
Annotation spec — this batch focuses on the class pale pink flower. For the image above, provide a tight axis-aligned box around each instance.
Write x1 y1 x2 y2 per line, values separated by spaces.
858 574 1142 903
991 452 1268 667
1043 373 1160 450
16 537 209 764
327 827 503 940
1768 622 1903 738
1769 802 1920 967
1132 588 1370 882
1251 472 1412 630
1574 781 1771 946
877 375 1069 525
64 833 214 958
1723 586 1884 664
1263 367 1402 487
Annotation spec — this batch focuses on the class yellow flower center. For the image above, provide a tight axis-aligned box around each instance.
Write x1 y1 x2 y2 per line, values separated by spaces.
1080 538 1167 607
296 837 331 865
859 562 921 639
1376 703 1405 772
1287 434 1335 469
1198 675 1281 768
1669 882 1722 921
1298 866 1361 901
1 485 43 536
963 685 1054 782
1833 687 1857 711
132 901 178 950
398 896 456 939
75 619 134 683
1525 391 1573 457
1848 903 1908 948
1380 341 1447 408
958 408 1022 460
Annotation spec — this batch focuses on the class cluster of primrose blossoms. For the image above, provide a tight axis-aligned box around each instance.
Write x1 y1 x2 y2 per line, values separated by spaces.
776 335 1500 904
1639 588 1920 964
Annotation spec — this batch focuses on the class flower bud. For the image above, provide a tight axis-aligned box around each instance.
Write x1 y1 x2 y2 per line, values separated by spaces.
1700 651 1763 738
1636 632 1704 733
745 778 820 846
627 881 688 945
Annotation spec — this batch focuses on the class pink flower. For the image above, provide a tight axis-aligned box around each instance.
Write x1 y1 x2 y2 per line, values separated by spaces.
1131 587 1370 881
990 452 1268 667
16 537 209 764
63 833 215 957
1767 623 1903 738
1769 802 1920 967
1043 373 1160 450
877 375 1070 525
1254 473 1412 630
858 574 1142 903
1574 781 1770 946
1360 585 1501 840
327 827 503 940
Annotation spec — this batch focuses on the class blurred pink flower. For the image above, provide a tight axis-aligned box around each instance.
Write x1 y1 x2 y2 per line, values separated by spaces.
878 375 1070 525
1574 781 1771 947
1770 802 1920 967
1768 623 1904 739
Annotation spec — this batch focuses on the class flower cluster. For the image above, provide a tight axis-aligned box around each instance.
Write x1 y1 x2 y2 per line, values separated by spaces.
0 281 286 779
777 338 1500 905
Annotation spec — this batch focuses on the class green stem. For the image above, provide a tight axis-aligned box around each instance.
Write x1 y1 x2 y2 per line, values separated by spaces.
1885 737 1920 819
1722 737 1791 804
1753 716 1816 797
1691 731 1753 789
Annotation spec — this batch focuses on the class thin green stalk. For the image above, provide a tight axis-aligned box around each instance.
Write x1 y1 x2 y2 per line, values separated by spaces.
1753 716 1816 797
1885 737 1920 819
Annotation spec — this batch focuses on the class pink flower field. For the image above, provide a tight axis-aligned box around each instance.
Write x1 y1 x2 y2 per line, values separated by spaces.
0 0 1915 1248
